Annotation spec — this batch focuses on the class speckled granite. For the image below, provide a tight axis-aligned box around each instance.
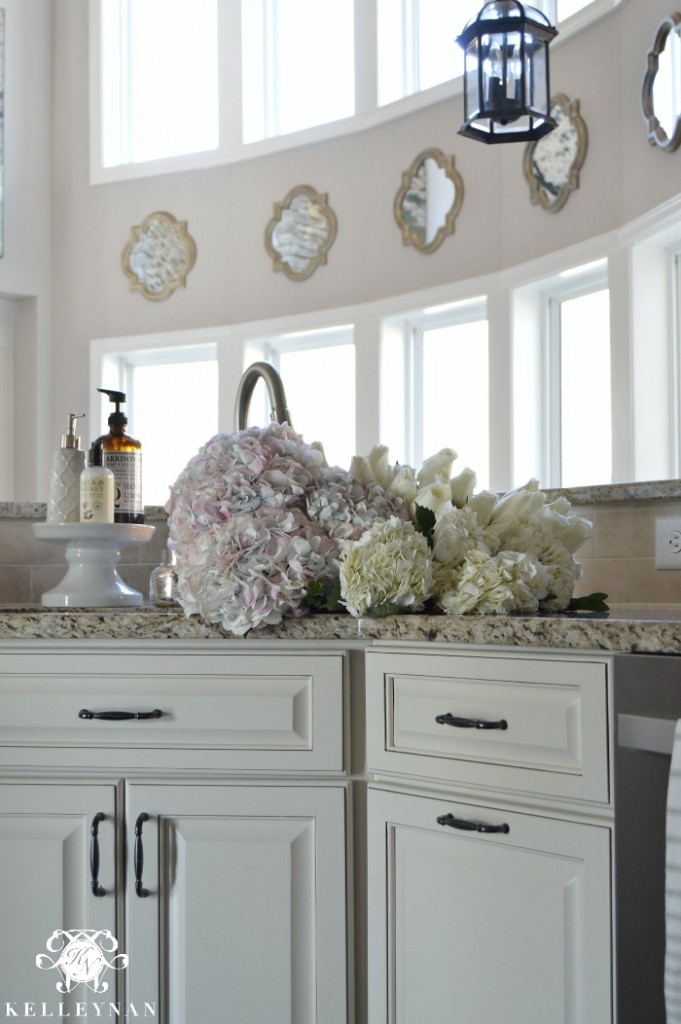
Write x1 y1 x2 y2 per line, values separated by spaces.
542 480 681 504
0 502 168 520
1 484 681 517
1 605 681 654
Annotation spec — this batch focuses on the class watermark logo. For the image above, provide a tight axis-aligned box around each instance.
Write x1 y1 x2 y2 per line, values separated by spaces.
35 931 128 995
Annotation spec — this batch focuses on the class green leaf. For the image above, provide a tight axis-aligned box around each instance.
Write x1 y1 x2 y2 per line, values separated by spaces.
414 504 436 546
305 577 343 614
566 592 610 614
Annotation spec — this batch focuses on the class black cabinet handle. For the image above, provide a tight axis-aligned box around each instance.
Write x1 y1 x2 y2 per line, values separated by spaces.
437 813 510 834
134 813 151 898
90 812 106 897
79 709 164 721
435 713 508 730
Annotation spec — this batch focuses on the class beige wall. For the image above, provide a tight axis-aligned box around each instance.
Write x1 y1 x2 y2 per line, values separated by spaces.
4 0 681 500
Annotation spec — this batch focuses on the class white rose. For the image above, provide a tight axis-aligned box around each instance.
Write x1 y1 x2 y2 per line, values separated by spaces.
387 465 419 501
450 467 477 508
418 448 458 487
414 480 453 515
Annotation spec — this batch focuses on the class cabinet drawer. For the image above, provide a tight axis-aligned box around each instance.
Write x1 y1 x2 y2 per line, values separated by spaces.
366 650 610 803
0 649 344 773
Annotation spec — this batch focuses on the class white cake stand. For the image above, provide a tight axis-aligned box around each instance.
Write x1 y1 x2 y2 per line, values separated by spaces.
32 522 156 607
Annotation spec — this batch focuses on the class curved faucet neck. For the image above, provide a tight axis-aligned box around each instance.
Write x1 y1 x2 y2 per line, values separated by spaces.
234 361 292 431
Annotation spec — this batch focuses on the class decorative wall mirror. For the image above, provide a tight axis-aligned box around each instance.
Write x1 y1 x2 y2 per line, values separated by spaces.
265 185 337 281
642 13 681 152
121 211 197 301
393 148 464 254
523 94 588 213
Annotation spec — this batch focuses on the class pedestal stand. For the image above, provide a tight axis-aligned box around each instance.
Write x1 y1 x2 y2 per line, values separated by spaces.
32 523 156 607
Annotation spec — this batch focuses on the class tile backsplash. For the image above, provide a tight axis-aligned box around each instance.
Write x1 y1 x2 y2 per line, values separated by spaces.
0 507 169 604
1 497 681 608
573 499 681 605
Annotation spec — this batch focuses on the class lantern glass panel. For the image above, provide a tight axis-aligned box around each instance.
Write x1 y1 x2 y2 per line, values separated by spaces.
526 43 548 113
465 38 481 119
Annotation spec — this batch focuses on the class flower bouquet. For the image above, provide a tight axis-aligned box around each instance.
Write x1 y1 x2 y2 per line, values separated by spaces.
166 422 604 636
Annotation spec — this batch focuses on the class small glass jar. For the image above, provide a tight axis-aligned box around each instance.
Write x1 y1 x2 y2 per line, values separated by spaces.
149 547 179 606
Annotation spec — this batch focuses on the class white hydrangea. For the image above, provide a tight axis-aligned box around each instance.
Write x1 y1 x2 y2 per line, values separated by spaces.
339 517 434 618
435 548 550 615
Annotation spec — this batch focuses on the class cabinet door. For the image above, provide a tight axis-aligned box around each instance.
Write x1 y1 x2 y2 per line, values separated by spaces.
126 783 348 1024
368 787 612 1024
0 783 118 1011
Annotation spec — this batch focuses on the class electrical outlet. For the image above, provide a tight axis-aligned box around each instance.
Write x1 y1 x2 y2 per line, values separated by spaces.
655 517 681 568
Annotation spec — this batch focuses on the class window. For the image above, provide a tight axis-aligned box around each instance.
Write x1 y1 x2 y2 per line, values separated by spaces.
99 0 219 168
514 259 611 489
255 328 356 469
377 0 480 106
93 0 604 180
242 0 355 143
99 344 219 506
550 284 611 487
384 300 489 487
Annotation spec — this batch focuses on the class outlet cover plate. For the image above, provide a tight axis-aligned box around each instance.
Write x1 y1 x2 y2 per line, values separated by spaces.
655 517 681 569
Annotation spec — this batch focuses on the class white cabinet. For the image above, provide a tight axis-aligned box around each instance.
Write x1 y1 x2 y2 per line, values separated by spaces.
125 782 348 1024
0 642 349 1024
365 647 614 1024
0 782 118 1012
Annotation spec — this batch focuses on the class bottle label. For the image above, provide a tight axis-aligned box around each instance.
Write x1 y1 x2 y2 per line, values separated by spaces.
103 452 143 515
80 476 114 523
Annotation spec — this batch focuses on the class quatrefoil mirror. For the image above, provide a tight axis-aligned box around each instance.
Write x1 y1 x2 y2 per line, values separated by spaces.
394 148 464 254
265 185 337 281
642 13 681 152
121 211 197 301
523 94 588 213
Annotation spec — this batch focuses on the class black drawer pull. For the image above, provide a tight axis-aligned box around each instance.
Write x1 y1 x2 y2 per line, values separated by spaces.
79 708 164 721
134 813 151 898
90 812 106 897
435 713 508 730
437 813 510 834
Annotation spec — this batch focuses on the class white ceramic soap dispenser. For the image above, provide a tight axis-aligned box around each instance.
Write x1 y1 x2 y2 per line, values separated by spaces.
46 413 86 523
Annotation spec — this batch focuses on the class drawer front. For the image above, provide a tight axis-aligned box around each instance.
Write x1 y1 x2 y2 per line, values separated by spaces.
0 650 344 773
366 650 610 803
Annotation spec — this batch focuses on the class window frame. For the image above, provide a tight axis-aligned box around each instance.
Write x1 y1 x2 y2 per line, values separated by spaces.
543 261 610 487
89 0 626 184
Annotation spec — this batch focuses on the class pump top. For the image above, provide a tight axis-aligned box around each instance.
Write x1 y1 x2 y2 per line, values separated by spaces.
61 412 85 449
98 387 128 428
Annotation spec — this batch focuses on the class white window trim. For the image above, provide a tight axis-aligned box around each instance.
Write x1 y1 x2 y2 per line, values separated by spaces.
89 0 628 185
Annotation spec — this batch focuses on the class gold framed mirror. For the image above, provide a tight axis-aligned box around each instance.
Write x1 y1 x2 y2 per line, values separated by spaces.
394 148 464 254
121 211 197 301
265 185 337 281
523 95 588 213
642 13 681 152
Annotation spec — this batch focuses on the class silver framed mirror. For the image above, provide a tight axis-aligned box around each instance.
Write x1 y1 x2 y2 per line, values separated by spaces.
393 148 464 254
265 185 337 281
523 94 588 213
121 211 197 301
642 13 681 152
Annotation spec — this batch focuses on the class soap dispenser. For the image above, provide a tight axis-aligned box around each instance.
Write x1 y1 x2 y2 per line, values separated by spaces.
96 388 144 524
46 413 86 523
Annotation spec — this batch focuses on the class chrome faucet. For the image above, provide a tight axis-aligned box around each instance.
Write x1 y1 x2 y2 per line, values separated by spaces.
234 361 292 431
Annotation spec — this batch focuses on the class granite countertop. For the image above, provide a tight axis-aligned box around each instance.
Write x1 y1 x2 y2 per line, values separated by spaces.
1 604 681 654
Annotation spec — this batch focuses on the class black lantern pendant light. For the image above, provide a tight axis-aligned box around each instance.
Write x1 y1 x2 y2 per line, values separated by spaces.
457 1 558 144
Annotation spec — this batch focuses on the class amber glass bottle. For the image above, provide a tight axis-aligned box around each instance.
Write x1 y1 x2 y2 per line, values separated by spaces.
95 388 144 524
